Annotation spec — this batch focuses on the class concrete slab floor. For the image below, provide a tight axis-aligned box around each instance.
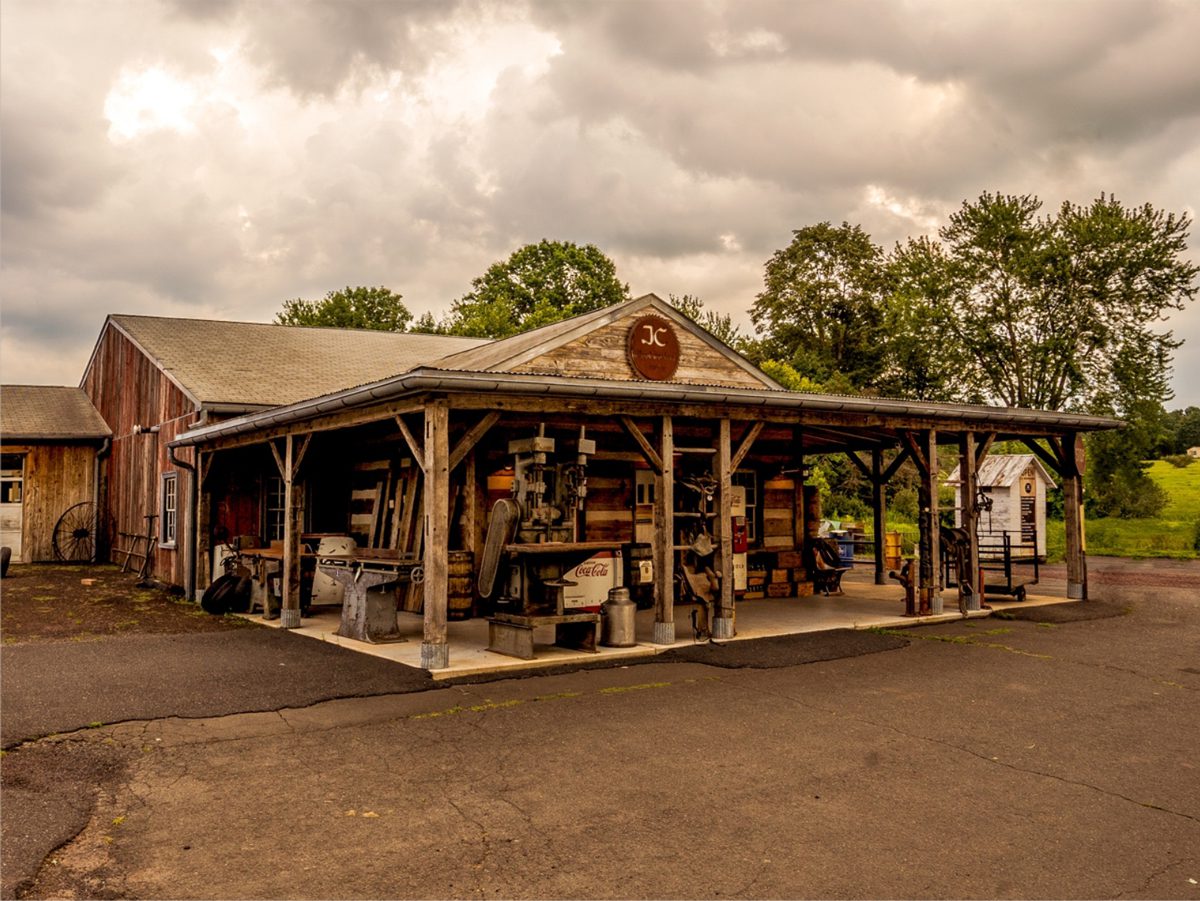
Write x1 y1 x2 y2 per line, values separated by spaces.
242 573 1073 680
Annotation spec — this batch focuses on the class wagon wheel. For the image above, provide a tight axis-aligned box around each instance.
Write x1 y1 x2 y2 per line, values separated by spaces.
53 502 109 563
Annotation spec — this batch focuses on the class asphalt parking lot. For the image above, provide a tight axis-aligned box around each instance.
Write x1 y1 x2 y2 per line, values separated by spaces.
3 558 1198 899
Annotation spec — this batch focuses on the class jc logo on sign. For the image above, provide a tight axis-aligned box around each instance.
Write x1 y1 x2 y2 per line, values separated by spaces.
640 323 668 347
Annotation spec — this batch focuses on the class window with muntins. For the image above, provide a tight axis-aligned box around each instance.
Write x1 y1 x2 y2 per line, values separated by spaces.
161 473 177 546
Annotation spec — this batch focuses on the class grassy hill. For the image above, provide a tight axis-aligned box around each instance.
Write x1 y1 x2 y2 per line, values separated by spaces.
1046 459 1200 560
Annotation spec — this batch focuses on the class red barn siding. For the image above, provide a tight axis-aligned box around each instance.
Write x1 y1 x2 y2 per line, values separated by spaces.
82 324 198 587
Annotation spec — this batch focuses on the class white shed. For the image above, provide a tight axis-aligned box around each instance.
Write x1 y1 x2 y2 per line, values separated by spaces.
950 454 1057 558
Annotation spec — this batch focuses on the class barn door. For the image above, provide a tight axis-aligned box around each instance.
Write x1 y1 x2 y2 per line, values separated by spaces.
0 454 24 559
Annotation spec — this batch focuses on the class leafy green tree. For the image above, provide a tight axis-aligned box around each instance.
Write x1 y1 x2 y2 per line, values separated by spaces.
751 222 889 388
276 286 413 331
912 193 1197 517
440 240 630 338
668 294 744 348
903 193 1197 411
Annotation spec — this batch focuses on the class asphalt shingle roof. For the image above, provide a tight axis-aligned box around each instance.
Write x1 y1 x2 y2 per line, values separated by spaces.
108 315 492 407
1 386 111 440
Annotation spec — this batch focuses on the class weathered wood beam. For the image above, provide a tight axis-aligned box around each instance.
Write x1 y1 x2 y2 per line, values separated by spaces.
619 416 663 474
1022 438 1063 477
653 415 675 645
396 415 425 474
201 399 427 453
975 432 997 467
730 421 765 471
280 433 303 629
900 431 929 478
449 411 500 473
915 429 940 615
421 400 451 669
881 447 912 483
713 418 735 639
268 439 286 480
845 450 872 480
1061 431 1087 599
959 431 981 613
291 433 311 479
871 449 887 586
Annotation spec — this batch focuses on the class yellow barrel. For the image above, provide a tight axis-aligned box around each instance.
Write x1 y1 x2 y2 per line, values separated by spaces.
885 532 903 571
448 550 475 621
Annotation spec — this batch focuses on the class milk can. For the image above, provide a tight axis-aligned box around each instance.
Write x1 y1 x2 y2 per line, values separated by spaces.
601 586 637 647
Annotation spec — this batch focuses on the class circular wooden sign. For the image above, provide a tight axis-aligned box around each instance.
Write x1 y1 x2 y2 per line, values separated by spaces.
627 314 680 380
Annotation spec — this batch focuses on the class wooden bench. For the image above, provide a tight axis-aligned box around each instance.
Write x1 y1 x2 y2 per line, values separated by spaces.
487 612 600 660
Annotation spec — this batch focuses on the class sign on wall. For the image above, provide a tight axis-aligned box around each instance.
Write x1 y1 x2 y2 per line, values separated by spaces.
627 315 680 380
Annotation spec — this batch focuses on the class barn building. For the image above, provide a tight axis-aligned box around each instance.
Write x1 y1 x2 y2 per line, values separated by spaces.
0 386 111 563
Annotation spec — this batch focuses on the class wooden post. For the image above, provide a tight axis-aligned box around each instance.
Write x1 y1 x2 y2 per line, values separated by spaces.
280 434 303 629
1062 431 1088 600
871 448 886 586
653 416 675 644
713 418 735 639
196 450 213 595
421 400 451 669
913 429 941 616
958 432 981 611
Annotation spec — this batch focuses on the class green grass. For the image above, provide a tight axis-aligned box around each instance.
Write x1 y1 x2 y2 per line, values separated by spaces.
874 460 1200 561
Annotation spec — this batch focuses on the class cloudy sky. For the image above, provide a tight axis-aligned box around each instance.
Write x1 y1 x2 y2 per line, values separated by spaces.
2 0 1198 405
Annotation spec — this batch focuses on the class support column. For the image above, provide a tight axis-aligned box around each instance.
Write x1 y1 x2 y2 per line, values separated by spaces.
421 400 451 669
958 432 981 612
712 418 735 639
871 449 886 586
1062 432 1088 600
653 416 675 645
280 434 303 629
196 451 213 597
915 429 941 616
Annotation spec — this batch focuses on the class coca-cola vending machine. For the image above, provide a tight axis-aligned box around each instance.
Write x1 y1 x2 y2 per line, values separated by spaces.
562 550 624 612
731 486 748 592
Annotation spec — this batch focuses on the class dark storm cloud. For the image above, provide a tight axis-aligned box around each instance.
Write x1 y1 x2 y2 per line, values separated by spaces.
1 0 1197 401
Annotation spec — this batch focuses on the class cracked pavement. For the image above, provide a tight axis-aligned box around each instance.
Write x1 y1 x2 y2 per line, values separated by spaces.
4 558 1200 899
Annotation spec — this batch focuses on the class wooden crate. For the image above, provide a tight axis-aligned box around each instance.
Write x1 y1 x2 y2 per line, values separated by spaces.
767 582 793 598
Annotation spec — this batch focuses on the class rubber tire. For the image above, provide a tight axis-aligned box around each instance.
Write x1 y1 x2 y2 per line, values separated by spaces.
0 546 10 579
1015 586 1027 603
201 574 239 615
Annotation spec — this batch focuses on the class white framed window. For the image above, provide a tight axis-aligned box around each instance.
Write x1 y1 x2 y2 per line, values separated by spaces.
264 476 286 542
160 473 178 547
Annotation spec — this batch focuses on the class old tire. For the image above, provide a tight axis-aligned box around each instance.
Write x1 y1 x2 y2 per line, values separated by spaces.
201 574 245 615
0 546 10 578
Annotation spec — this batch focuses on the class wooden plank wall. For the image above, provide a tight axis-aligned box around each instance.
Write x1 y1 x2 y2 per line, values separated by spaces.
762 476 796 550
1 442 98 562
512 317 769 389
81 324 198 586
584 465 634 543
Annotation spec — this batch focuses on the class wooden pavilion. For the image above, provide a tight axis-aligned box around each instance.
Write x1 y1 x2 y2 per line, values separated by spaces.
169 295 1120 669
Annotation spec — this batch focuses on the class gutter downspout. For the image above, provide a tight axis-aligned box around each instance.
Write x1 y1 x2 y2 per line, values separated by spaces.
169 442 199 602
93 437 111 563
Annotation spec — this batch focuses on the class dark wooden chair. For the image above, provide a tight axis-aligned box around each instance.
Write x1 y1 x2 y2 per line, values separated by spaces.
806 537 850 596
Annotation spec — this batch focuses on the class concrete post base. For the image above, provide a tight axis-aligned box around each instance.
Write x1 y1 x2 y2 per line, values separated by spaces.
421 642 449 670
712 617 735 640
964 591 980 613
652 620 675 645
279 608 301 629
930 592 944 615
1067 582 1085 600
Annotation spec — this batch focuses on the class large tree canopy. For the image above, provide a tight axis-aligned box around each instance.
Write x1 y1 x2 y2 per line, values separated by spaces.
275 286 413 331
438 240 629 338
892 192 1198 411
750 222 889 389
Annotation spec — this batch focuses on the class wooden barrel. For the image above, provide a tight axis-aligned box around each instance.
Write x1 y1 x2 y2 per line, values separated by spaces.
885 531 903 571
447 550 475 621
